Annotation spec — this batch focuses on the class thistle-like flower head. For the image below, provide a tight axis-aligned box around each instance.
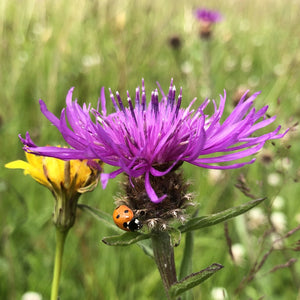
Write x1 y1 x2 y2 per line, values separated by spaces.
194 8 222 23
194 8 222 38
20 79 287 203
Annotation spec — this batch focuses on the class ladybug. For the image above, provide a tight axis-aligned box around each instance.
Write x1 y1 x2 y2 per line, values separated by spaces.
113 205 142 232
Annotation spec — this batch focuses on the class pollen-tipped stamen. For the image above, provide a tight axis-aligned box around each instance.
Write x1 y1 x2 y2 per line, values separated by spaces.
109 88 119 112
151 89 159 117
175 87 183 117
127 92 137 125
116 91 125 112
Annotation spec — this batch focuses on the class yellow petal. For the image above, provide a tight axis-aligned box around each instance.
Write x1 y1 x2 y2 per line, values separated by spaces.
25 152 43 168
29 167 51 188
70 160 91 187
6 158 50 188
6 149 101 196
44 156 65 186
5 160 30 171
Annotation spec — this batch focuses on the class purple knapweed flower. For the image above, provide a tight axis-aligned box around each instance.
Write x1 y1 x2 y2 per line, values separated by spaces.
194 8 222 39
20 79 287 203
194 8 222 23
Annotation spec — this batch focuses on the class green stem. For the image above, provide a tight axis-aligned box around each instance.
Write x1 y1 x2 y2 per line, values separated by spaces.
179 231 194 300
179 231 193 280
51 228 69 300
201 39 213 98
151 231 177 299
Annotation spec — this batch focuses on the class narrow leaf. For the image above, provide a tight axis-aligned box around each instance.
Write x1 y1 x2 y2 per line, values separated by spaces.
180 209 198 279
179 231 194 280
137 239 154 258
78 203 118 231
179 198 266 233
79 204 152 253
179 231 194 300
102 231 151 246
169 263 224 298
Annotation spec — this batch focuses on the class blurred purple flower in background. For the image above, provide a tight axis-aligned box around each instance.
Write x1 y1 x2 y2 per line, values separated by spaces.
194 8 222 38
20 79 287 203
194 8 222 23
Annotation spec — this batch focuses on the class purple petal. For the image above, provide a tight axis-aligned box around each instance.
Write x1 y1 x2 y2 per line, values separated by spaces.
145 171 167 203
20 80 288 204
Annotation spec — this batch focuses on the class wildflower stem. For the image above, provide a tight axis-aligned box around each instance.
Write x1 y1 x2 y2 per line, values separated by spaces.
151 231 177 299
51 228 69 300
179 231 194 279
201 40 213 97
179 231 194 300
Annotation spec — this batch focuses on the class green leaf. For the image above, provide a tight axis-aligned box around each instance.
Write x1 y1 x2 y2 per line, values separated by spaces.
179 198 266 233
78 203 119 232
79 204 152 255
169 227 181 247
179 209 198 279
137 239 153 258
179 231 194 300
102 231 151 246
169 263 224 298
179 231 193 279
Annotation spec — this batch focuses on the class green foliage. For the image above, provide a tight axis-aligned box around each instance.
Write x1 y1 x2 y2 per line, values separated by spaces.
102 232 150 247
1 0 300 299
179 198 266 233
169 264 224 298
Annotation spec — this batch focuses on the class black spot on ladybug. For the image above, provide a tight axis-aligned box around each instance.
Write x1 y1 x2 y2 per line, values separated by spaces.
128 218 143 232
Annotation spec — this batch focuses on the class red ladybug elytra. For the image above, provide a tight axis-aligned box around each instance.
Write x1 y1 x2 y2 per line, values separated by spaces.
113 205 142 232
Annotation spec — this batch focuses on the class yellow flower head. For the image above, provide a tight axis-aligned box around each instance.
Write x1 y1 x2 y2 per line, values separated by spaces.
6 150 102 230
5 152 101 195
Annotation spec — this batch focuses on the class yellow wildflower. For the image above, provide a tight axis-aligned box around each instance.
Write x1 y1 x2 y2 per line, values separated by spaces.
6 151 102 230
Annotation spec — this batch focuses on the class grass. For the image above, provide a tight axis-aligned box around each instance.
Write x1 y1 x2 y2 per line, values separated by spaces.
0 0 300 299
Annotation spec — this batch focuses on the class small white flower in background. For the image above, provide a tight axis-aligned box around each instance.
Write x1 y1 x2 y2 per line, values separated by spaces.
21 291 42 300
82 54 101 68
211 287 228 300
247 207 267 230
281 157 292 170
270 233 284 250
231 243 246 266
181 61 193 74
267 172 281 186
208 169 225 184
274 156 292 170
272 195 285 210
271 211 287 233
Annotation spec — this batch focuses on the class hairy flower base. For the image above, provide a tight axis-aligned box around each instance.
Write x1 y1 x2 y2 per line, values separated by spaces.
116 167 193 231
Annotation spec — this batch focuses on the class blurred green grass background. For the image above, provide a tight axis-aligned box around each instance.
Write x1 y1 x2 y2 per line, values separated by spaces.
0 0 299 299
